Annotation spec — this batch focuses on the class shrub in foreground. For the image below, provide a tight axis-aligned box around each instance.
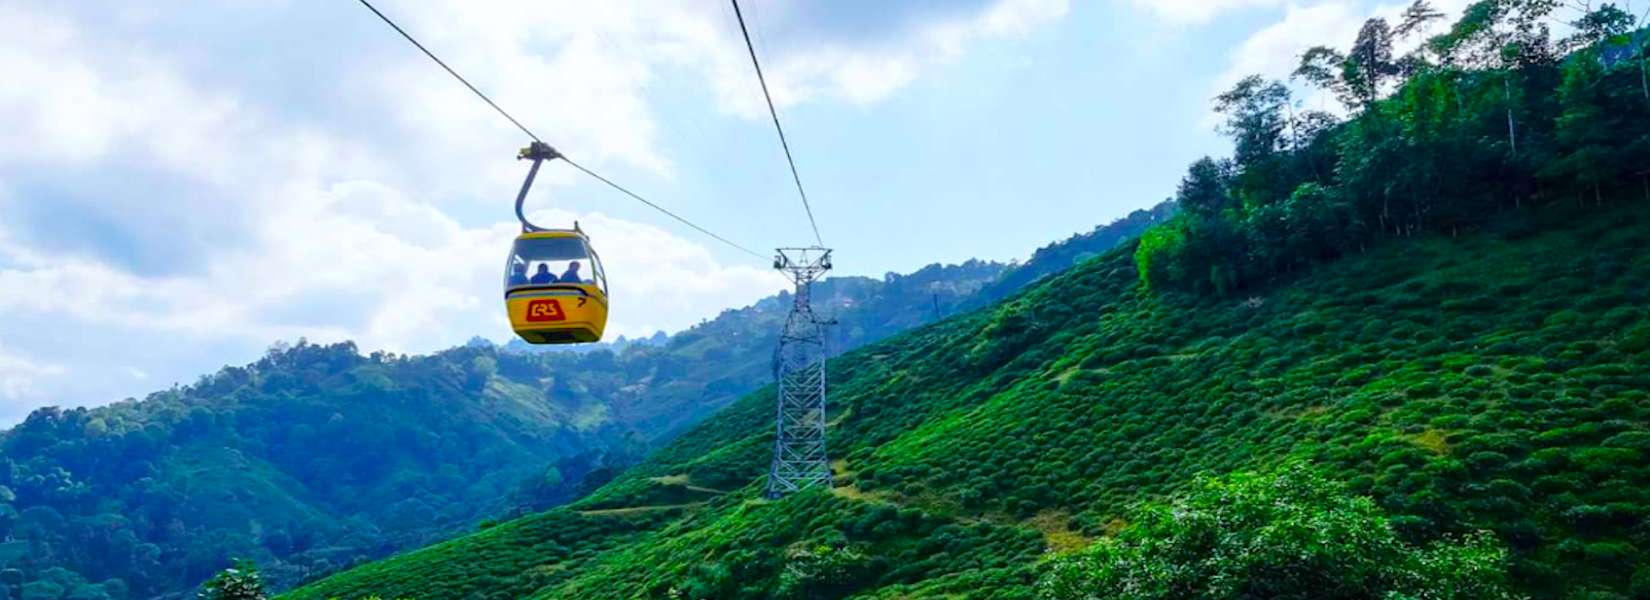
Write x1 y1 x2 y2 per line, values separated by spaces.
1040 466 1519 600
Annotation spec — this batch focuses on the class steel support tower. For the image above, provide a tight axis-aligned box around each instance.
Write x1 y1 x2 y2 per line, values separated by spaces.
765 247 833 498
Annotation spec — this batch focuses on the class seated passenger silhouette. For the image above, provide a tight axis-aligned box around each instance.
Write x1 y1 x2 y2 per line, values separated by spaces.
508 263 529 287
560 261 583 284
529 264 556 284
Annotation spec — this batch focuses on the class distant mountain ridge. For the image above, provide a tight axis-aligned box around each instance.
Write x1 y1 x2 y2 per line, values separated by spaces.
970 200 1175 305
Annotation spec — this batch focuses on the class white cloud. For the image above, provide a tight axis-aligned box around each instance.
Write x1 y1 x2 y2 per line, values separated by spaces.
0 1 898 419
346 0 1068 199
0 3 797 348
368 1 677 191
0 5 261 180
0 344 65 403
0 0 1070 420
701 0 1070 114
1125 0 1286 24
1213 1 1366 114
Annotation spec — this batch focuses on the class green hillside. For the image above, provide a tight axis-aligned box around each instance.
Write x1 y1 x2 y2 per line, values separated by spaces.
285 5 1650 597
286 198 1650 599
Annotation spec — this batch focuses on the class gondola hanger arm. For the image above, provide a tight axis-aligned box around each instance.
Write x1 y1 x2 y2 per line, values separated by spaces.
514 142 563 233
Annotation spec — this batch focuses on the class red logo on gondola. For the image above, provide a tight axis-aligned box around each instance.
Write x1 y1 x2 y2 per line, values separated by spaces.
526 299 565 322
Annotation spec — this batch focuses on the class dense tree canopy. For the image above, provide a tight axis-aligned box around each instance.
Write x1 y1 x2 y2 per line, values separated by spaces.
1138 2 1649 294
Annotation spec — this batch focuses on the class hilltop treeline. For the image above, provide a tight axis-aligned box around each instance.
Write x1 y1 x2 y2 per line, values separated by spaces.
1137 0 1649 294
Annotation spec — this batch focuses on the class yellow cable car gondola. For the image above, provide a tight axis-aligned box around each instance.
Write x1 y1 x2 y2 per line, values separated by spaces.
505 142 609 344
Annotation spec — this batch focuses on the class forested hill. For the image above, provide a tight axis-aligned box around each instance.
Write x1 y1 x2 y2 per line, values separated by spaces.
0 211 1166 600
288 5 1650 599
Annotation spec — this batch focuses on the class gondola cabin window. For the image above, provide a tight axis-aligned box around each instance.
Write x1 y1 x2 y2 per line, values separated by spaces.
505 234 607 293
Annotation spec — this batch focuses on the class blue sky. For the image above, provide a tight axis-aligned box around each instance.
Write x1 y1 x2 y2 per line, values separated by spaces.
0 0 1484 423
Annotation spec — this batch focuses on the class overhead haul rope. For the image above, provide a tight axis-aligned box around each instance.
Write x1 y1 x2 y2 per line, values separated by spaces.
355 0 768 261
729 0 825 246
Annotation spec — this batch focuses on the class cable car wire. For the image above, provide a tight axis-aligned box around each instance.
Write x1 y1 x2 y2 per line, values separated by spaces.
355 0 541 143
729 0 825 246
354 0 767 261
563 157 767 259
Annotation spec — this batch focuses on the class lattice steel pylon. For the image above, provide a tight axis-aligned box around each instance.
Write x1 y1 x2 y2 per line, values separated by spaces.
765 247 834 499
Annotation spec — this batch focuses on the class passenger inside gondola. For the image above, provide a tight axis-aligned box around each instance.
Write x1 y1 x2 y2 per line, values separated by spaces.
530 263 556 284
559 261 582 284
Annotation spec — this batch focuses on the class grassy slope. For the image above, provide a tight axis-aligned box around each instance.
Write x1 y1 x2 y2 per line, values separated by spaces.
289 200 1650 599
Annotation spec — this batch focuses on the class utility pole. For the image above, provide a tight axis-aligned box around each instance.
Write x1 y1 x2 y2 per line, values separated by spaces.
765 247 833 498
